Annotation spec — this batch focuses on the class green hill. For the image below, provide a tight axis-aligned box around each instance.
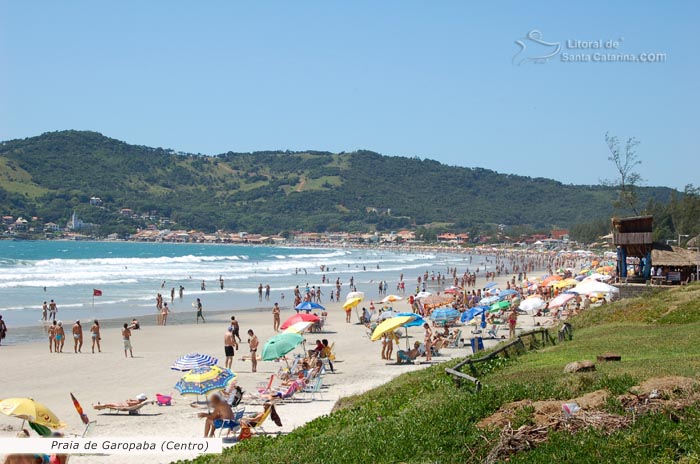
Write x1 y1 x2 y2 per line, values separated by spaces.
0 130 675 234
179 284 700 464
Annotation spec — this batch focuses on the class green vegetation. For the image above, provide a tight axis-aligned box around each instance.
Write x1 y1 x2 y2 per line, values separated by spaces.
180 284 700 464
0 130 675 235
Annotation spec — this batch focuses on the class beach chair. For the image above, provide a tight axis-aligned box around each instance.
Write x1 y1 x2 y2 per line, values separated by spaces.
447 330 462 348
218 407 246 438
93 400 152 415
302 374 324 401
256 375 275 395
246 405 273 435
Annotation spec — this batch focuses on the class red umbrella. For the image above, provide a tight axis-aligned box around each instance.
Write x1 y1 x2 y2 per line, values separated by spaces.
280 313 319 330
70 393 89 425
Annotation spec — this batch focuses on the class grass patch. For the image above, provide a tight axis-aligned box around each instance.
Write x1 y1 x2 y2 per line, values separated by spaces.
179 284 700 464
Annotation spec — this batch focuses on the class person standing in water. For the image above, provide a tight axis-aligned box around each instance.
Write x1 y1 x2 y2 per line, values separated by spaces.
49 300 57 321
91 320 101 353
0 315 6 346
162 302 170 326
72 320 83 353
219 275 224 290
41 301 48 321
170 287 175 303
196 298 205 324
122 323 133 358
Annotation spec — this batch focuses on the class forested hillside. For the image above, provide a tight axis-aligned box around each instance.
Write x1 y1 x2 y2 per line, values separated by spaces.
0 131 675 234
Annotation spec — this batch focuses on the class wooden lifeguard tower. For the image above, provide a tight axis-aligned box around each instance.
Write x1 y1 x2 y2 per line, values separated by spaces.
612 215 653 280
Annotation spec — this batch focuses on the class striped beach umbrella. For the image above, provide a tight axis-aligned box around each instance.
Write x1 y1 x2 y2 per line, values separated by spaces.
170 353 218 371
174 366 235 395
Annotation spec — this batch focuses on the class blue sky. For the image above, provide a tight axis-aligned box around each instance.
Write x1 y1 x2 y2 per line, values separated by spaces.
1 1 698 188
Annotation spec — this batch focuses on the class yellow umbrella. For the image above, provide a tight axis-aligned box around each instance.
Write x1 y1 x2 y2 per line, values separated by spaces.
283 321 313 334
343 297 363 310
0 398 65 429
381 294 403 303
553 278 578 289
370 316 414 341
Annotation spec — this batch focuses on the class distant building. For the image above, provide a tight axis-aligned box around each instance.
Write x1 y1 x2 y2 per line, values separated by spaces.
89 196 103 206
66 212 86 231
44 222 61 232
14 217 28 231
119 208 133 216
550 229 570 241
2 216 13 225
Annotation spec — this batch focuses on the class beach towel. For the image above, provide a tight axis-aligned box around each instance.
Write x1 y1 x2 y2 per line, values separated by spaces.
270 404 283 427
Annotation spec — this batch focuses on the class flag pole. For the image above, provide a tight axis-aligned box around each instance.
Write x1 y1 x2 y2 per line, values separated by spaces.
92 290 94 310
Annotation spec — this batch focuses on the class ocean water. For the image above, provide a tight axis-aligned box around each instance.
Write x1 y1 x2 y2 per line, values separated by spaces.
0 241 486 334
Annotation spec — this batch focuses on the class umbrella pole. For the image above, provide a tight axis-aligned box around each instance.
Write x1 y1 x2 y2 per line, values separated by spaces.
20 419 25 431
405 327 409 350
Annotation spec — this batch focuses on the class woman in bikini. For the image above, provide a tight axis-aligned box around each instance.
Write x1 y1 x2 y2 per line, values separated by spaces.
48 320 56 353
91 320 101 353
55 321 65 353
423 323 433 362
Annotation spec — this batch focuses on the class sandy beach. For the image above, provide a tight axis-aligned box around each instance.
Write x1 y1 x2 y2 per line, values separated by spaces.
0 270 547 464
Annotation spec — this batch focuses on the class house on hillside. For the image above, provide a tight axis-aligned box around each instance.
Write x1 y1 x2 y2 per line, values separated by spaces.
2 216 14 225
89 196 103 206
66 212 85 231
550 229 570 241
44 222 61 232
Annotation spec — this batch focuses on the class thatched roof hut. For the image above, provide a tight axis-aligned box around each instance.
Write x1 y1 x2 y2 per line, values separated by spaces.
651 242 698 267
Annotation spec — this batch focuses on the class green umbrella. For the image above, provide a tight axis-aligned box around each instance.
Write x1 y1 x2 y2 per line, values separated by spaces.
490 300 511 312
262 333 304 361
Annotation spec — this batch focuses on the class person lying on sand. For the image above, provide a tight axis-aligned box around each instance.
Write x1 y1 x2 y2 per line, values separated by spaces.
198 393 234 438
93 393 148 410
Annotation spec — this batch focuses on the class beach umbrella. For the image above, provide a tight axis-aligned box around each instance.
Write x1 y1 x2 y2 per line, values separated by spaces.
381 294 403 303
0 398 65 429
342 297 363 310
283 321 313 334
371 316 415 341
415 291 432 299
346 291 365 300
479 295 499 306
262 333 304 361
520 297 546 314
175 366 235 396
553 278 578 289
489 300 511 312
280 313 319 330
443 286 461 295
498 289 519 299
461 306 487 323
484 282 498 289
171 353 218 371
570 280 619 295
377 310 399 321
429 308 460 322
584 273 612 282
548 292 575 308
396 312 426 327
295 301 326 312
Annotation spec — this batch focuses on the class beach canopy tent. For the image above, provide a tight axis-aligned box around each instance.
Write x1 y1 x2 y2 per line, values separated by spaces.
262 333 304 361
0 398 65 429
174 366 235 396
280 313 319 330
295 301 326 312
171 353 218 371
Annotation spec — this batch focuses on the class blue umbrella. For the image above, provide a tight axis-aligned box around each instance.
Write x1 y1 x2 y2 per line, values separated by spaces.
484 282 498 289
295 301 326 312
174 366 235 396
498 289 519 300
429 308 460 322
461 306 488 323
479 295 500 306
171 353 218 371
396 312 426 327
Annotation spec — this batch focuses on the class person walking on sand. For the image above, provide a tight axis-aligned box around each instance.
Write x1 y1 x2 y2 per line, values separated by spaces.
42 301 48 321
508 308 518 339
48 320 56 352
272 302 281 332
230 317 241 346
196 298 205 323
224 327 235 369
248 329 259 373
91 320 101 353
162 302 170 326
122 323 133 358
72 320 83 353
49 299 57 321
0 315 6 346
55 321 65 353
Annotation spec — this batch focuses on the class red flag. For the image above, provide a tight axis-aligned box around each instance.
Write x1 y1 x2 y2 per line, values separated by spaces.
93 289 102 297
70 392 90 425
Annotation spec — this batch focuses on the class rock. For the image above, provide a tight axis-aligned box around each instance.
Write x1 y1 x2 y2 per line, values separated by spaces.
597 352 622 362
564 360 596 373
629 376 698 396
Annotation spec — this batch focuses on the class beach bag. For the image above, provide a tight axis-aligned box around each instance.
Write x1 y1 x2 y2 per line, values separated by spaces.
238 426 252 441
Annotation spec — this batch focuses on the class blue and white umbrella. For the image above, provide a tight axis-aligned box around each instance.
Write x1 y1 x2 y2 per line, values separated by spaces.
479 295 500 306
484 282 498 289
461 306 488 323
171 353 218 371
295 301 326 312
498 289 520 300
429 308 460 322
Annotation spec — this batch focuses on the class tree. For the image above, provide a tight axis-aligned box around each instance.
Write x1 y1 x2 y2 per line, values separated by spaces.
603 132 643 214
